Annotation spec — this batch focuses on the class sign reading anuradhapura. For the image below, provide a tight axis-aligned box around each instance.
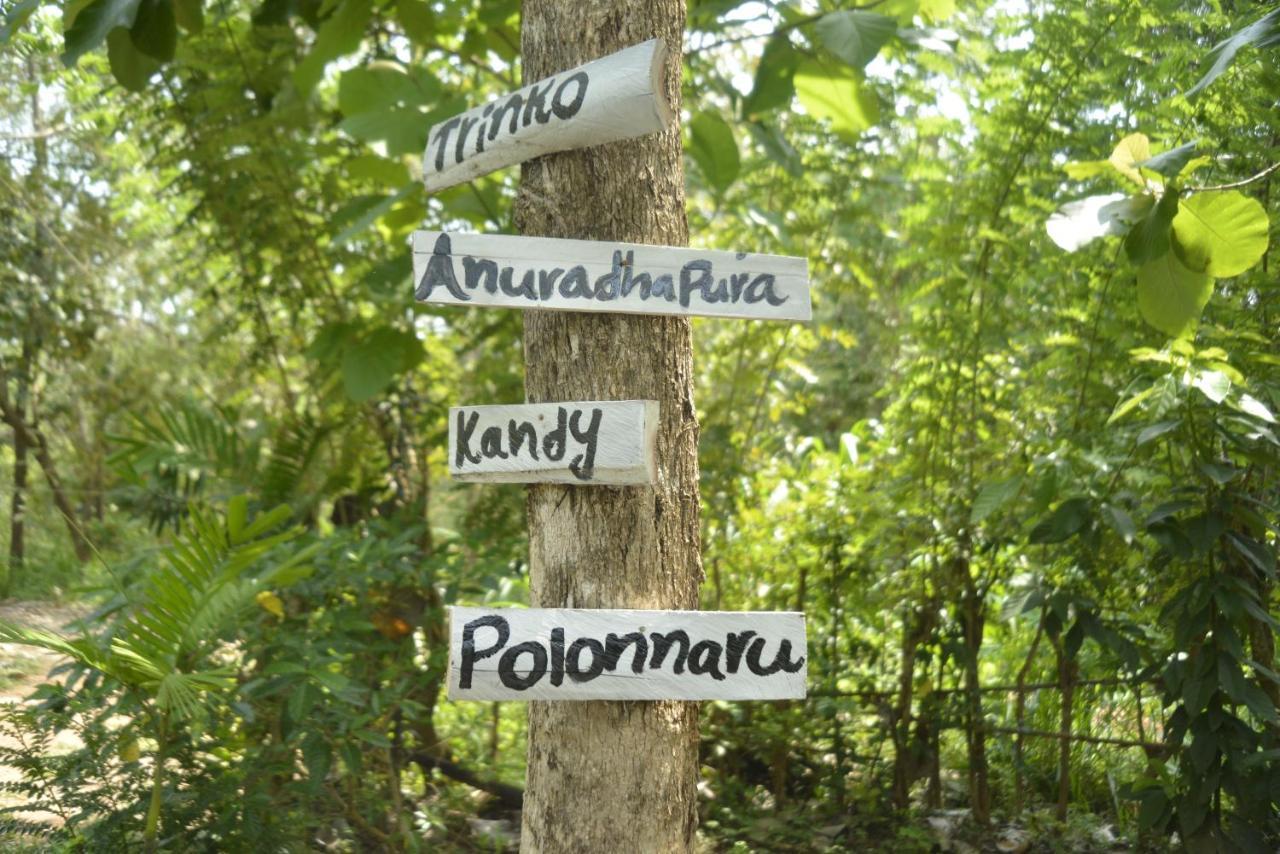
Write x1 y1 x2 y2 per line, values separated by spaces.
413 231 811 322
421 39 672 193
448 607 808 701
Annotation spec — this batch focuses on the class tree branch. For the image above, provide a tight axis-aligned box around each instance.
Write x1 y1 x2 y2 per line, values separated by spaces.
1190 161 1280 193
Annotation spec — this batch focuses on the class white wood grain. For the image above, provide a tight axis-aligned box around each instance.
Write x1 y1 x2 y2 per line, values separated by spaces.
447 607 808 701
449 400 657 485
413 231 811 322
422 39 672 193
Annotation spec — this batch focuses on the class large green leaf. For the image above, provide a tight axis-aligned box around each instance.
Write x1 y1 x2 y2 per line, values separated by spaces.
1109 133 1151 188
1136 252 1213 338
1138 141 1199 178
293 0 374 96
813 10 896 69
0 0 41 43
173 0 201 33
129 0 175 62
794 61 879 139
1029 497 1091 544
970 475 1023 523
744 34 799 117
1123 188 1178 264
1186 7 1280 97
341 327 423 403
1172 190 1270 278
62 0 142 67
688 111 740 195
107 26 159 91
338 62 438 116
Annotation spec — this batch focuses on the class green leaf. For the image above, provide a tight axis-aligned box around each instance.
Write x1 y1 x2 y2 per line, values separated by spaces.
339 108 430 157
1192 369 1231 404
173 0 201 33
744 35 799 116
1237 393 1276 424
338 63 438 116
746 121 802 177
1186 7 1280 97
107 26 159 91
63 0 142 67
1101 503 1137 544
1 0 42 43
395 0 433 44
1138 141 1199 178
1123 188 1178 265
813 10 896 69
970 475 1023 523
129 0 175 61
341 327 423 403
1046 193 1150 252
689 112 740 195
1029 497 1091 544
794 61 879 140
293 0 373 96
1110 133 1151 188
331 184 415 244
1172 190 1270 278
1136 253 1213 338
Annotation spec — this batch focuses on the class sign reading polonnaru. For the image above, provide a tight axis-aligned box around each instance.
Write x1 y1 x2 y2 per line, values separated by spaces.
448 607 808 701
413 232 811 322
450 400 658 485
422 39 672 193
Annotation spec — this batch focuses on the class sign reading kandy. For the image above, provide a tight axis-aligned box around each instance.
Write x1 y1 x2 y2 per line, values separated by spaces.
413 232 811 322
422 39 672 193
450 400 658 485
448 607 807 701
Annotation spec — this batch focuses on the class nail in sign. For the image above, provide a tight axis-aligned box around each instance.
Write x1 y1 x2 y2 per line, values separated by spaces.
413 232 811 322
449 401 658 485
422 39 672 193
449 607 808 701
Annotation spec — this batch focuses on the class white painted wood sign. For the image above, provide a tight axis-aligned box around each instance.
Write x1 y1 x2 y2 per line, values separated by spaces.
449 400 658 485
413 231 811 322
422 39 672 193
447 607 808 701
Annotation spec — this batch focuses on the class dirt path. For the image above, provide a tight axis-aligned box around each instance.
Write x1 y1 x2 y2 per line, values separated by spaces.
0 599 95 829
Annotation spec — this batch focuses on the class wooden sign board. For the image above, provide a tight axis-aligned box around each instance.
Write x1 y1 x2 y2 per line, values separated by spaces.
449 400 658 485
413 231 811 322
422 39 672 193
447 607 808 701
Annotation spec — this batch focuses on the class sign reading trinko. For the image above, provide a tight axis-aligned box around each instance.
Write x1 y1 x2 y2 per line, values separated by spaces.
448 607 808 701
449 400 658 485
422 39 672 193
413 232 811 322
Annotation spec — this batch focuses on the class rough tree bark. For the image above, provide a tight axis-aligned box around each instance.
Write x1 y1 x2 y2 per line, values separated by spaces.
514 1 702 851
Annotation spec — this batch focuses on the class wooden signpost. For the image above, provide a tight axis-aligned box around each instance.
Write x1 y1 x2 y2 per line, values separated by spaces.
421 39 672 193
448 607 807 701
413 231 811 322
449 400 658 485
414 25 812 850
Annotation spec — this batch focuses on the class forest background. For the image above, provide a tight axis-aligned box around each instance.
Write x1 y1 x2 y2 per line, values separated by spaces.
0 0 1278 850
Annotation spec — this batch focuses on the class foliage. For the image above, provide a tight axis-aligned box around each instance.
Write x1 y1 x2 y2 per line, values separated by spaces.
0 0 1278 850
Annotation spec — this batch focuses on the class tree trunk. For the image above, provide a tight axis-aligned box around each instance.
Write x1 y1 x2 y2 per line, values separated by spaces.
516 2 701 851
0 386 91 564
7 347 31 591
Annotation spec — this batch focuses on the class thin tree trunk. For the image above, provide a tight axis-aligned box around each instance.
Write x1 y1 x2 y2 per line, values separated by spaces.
7 346 31 589
958 558 990 824
516 2 701 851
1055 637 1076 821
0 386 91 564
1014 611 1045 817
